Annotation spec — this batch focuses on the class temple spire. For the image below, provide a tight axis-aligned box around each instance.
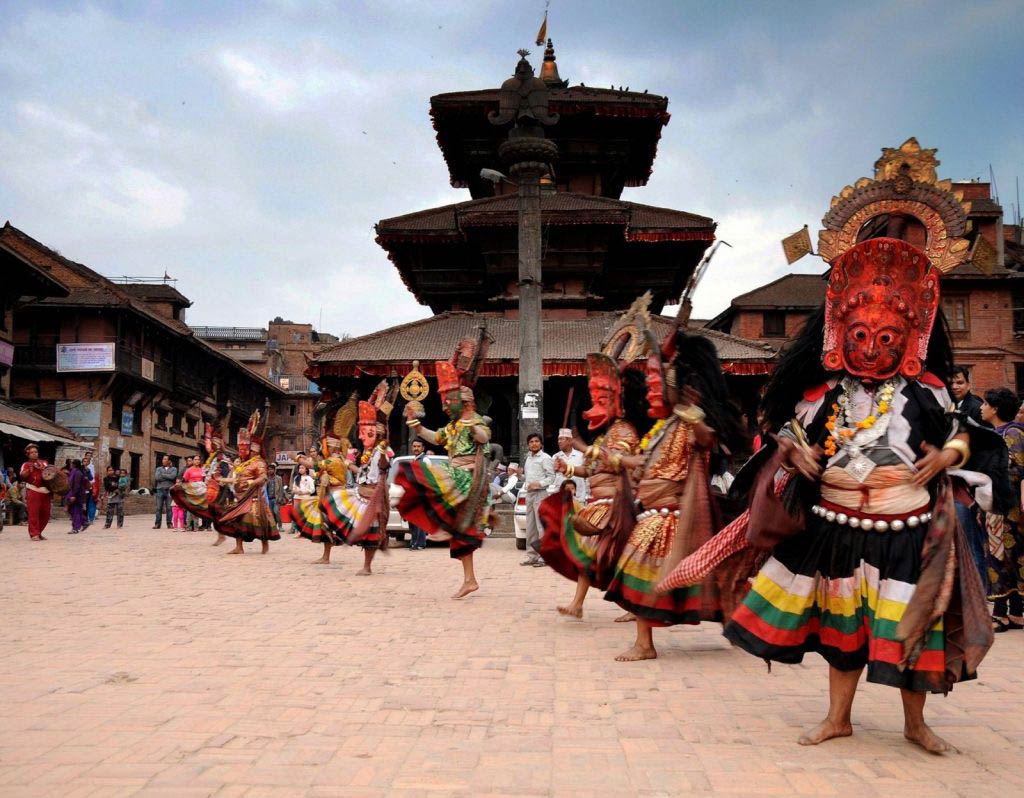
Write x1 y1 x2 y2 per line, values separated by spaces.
540 38 568 88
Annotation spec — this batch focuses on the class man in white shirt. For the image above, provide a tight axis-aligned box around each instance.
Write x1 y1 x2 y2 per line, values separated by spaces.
549 428 587 501
521 434 554 566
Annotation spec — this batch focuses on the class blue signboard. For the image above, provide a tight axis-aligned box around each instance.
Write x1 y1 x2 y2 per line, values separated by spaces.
121 409 135 436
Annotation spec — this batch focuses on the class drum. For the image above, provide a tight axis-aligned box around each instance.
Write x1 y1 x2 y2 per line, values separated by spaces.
41 465 69 495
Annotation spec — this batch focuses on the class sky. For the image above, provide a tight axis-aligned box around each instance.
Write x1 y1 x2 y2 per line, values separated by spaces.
1 0 1022 337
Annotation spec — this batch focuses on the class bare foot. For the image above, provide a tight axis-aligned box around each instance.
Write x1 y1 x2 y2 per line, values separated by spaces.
614 612 637 623
557 605 583 619
261 543 269 555
312 557 330 565
797 718 853 746
355 568 372 576
227 549 243 555
452 580 479 599
614 644 657 662
213 535 226 547
904 723 953 754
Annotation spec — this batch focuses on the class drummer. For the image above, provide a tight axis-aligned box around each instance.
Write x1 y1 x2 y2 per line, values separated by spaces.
19 444 52 541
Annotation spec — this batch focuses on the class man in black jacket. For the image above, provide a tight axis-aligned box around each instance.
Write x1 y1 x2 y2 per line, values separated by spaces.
950 366 985 425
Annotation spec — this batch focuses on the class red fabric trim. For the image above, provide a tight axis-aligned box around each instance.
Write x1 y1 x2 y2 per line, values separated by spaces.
721 362 774 376
314 360 770 379
625 230 716 243
920 371 945 388
803 382 830 402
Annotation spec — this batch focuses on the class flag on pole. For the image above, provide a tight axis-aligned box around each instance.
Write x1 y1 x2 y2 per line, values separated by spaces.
970 233 999 275
781 225 813 264
535 11 548 46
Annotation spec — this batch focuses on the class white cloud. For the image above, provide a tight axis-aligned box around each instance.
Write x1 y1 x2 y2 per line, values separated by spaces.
216 43 375 113
1 101 190 232
691 207 826 320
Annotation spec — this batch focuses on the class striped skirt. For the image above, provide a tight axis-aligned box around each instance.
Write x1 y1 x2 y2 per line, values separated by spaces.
321 486 383 549
540 494 626 589
724 512 946 692
603 511 716 626
293 495 343 546
171 480 226 521
395 460 485 559
214 491 280 543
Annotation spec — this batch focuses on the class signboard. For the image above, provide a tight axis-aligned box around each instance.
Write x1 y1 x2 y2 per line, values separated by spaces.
275 450 299 465
121 409 135 436
141 358 154 381
55 401 103 438
56 343 115 372
0 340 13 368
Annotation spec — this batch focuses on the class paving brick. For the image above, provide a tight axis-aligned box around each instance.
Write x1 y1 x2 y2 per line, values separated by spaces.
0 517 1018 796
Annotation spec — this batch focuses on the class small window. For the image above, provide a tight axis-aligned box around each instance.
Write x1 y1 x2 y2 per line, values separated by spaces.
762 311 786 337
1016 363 1024 398
155 409 168 430
290 404 297 417
942 297 969 332
1013 296 1024 334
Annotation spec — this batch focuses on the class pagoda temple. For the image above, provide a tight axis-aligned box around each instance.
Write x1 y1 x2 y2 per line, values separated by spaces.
308 41 774 451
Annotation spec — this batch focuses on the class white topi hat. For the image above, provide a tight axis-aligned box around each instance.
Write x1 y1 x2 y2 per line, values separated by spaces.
558 428 572 438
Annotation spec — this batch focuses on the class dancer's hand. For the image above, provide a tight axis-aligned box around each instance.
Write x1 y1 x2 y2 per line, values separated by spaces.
782 437 822 481
912 442 957 487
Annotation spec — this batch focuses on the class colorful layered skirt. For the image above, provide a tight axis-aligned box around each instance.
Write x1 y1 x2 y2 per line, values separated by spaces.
293 494 343 546
603 509 717 626
540 495 629 589
321 485 385 549
724 510 946 692
214 488 280 543
394 460 485 559
171 480 228 521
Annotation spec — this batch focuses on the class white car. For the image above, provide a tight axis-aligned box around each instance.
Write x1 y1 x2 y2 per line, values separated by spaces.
386 454 449 542
513 491 528 549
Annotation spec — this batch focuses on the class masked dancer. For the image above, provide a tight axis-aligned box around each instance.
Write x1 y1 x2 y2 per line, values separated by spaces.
172 420 232 545
664 237 994 753
538 296 651 620
320 385 395 575
397 336 493 599
598 322 741 661
215 407 280 555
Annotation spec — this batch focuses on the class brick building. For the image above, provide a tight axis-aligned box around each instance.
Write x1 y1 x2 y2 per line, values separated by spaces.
192 319 338 456
2 222 284 488
706 273 825 343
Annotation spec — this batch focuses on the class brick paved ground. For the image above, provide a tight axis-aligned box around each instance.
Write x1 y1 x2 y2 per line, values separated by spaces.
1 515 1020 798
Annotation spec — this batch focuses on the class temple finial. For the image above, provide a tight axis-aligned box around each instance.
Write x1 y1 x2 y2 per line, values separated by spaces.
540 38 567 88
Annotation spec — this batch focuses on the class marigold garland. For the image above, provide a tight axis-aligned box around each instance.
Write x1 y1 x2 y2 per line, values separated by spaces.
823 380 896 458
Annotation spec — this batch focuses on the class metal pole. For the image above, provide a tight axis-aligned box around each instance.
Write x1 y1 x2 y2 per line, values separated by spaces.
516 163 544 462
491 49 558 463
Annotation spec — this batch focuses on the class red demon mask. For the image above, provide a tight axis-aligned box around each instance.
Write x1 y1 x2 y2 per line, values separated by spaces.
582 353 623 431
823 237 938 382
357 401 379 450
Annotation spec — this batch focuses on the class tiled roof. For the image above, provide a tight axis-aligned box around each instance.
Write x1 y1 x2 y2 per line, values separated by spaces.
313 311 774 365
0 399 83 443
376 193 713 236
120 283 193 307
0 223 283 395
432 85 669 113
729 273 828 309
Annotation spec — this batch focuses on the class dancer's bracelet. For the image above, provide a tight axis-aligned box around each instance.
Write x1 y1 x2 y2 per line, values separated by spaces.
942 439 970 468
